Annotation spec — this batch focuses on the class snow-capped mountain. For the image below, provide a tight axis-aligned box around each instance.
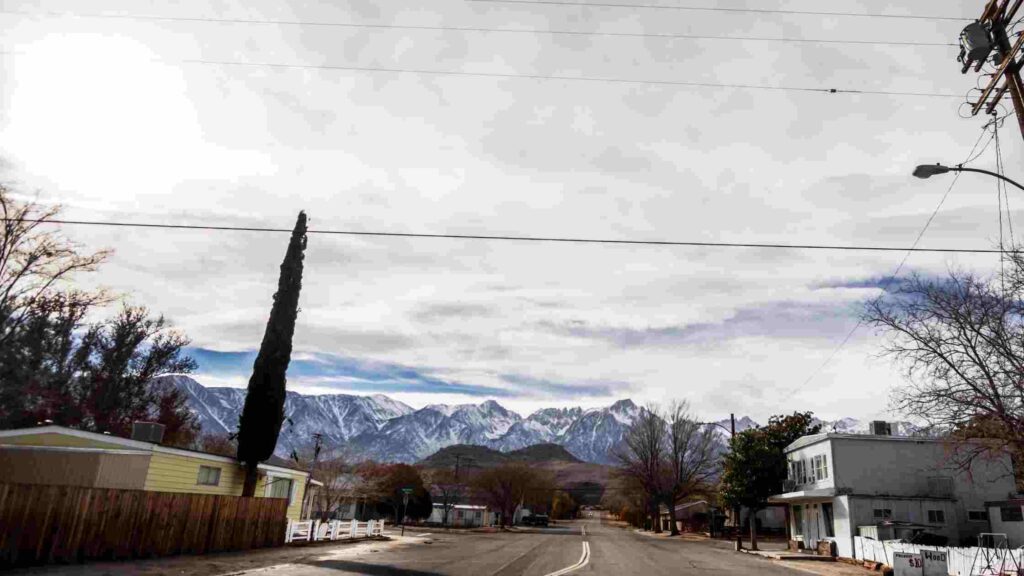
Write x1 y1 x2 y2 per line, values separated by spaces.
167 375 921 464
159 374 414 457
488 407 584 451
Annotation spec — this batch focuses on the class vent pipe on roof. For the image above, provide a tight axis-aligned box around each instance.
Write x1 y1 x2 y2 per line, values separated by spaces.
132 421 166 444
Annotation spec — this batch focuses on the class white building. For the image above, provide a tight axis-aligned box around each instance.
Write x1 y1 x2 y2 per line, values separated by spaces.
987 499 1024 547
427 503 496 527
769 428 1015 559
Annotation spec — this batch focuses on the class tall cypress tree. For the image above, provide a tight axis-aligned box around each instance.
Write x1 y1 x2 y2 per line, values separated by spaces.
237 211 308 496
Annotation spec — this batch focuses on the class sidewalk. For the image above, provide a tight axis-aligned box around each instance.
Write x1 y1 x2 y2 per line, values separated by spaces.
7 534 419 576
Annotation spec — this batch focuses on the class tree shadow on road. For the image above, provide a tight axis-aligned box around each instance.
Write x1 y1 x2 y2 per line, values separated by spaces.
301 559 447 575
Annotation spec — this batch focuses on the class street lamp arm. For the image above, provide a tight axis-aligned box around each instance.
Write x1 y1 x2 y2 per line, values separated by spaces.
953 166 1024 193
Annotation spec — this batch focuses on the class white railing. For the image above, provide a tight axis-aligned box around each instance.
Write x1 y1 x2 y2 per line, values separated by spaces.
286 519 388 544
284 520 314 543
854 536 1024 575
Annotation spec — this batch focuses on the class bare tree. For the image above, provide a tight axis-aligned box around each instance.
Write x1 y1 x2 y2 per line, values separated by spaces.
422 466 464 527
664 400 718 536
864 264 1024 474
312 456 354 521
0 187 108 346
471 463 540 527
614 403 668 532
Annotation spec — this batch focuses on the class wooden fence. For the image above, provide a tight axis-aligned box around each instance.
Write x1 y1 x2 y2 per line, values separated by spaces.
0 483 289 567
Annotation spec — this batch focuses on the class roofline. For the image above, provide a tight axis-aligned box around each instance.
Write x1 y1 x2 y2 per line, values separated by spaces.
785 433 948 453
0 425 308 477
0 425 156 449
0 444 152 456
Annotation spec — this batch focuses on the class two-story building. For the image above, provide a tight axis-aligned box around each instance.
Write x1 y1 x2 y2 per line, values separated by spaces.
768 424 1016 559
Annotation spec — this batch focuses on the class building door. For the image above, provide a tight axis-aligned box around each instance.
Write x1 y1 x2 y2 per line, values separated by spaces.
808 504 820 548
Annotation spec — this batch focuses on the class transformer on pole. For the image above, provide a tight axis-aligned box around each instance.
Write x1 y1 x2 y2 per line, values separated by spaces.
959 0 1024 140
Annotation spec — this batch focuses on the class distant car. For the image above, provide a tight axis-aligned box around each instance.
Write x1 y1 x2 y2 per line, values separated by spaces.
522 514 549 527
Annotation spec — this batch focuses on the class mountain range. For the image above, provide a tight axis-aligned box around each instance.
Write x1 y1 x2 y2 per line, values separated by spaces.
161 375 920 464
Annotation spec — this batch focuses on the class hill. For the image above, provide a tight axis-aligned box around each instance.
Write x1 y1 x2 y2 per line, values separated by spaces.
419 443 581 468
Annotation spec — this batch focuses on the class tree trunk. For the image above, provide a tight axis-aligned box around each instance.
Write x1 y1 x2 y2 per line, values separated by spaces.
749 509 759 551
667 499 680 536
651 501 662 533
242 461 259 497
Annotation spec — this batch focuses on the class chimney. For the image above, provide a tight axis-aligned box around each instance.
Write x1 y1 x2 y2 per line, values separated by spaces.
869 421 892 436
131 421 166 444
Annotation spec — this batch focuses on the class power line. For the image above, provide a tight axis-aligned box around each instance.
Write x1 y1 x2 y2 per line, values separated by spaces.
0 10 956 48
3 217 1018 254
791 124 994 394
169 58 960 98
468 0 969 22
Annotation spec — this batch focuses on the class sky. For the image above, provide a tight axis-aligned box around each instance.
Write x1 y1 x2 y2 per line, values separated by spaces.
1 0 1020 422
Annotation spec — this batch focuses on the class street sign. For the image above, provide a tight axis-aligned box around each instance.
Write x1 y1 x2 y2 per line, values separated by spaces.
401 488 413 494
893 552 923 576
922 550 948 576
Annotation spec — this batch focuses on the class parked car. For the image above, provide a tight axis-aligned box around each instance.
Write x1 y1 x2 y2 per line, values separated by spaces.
521 514 549 527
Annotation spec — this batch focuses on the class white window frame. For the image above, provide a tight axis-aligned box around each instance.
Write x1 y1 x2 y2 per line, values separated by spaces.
264 474 297 505
197 465 221 486
813 454 828 481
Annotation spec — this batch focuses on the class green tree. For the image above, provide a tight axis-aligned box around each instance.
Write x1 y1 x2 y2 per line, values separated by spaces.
237 211 308 496
372 463 433 522
719 412 820 550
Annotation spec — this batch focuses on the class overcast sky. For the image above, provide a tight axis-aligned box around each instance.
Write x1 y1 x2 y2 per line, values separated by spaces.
1 0 1018 421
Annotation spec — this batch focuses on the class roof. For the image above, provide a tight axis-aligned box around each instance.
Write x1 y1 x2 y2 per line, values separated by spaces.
985 499 1024 507
0 425 308 477
785 432 945 453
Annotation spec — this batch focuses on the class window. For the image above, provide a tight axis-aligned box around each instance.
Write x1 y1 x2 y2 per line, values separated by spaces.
793 505 804 536
267 477 294 503
927 510 946 524
822 503 835 537
813 455 829 481
197 465 221 486
1001 507 1024 522
968 510 988 522
873 508 892 520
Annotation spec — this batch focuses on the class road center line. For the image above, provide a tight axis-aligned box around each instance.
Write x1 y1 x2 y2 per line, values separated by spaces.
544 541 591 576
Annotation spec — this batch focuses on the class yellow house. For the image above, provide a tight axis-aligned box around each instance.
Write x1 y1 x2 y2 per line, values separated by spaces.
0 425 312 520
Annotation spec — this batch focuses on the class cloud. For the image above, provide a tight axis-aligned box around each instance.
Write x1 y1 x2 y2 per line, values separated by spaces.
188 348 515 397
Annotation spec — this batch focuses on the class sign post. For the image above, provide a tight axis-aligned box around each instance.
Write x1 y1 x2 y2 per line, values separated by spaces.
401 488 413 537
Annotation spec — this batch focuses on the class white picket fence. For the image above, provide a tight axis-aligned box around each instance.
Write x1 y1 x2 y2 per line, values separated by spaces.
285 519 388 544
854 537 1024 575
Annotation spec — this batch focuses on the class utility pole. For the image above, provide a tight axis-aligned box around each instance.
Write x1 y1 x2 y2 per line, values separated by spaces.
731 413 742 551
301 432 323 520
959 0 1024 140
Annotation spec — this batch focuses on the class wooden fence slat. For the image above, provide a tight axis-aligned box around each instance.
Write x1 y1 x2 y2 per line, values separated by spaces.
0 483 288 569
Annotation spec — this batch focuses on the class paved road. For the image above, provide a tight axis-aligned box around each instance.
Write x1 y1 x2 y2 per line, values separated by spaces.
249 519 804 576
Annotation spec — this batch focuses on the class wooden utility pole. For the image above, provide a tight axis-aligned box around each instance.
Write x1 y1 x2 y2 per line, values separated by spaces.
960 0 1024 140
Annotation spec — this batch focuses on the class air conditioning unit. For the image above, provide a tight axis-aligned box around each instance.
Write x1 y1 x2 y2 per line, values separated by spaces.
869 421 892 436
131 421 166 444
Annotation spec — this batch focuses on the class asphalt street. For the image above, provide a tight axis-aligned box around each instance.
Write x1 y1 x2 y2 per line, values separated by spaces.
244 518 805 576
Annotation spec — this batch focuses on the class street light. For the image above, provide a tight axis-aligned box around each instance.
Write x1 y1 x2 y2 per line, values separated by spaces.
914 163 1024 193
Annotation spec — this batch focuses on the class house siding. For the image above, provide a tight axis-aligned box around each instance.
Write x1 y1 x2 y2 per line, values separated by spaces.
144 452 307 520
0 447 150 489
